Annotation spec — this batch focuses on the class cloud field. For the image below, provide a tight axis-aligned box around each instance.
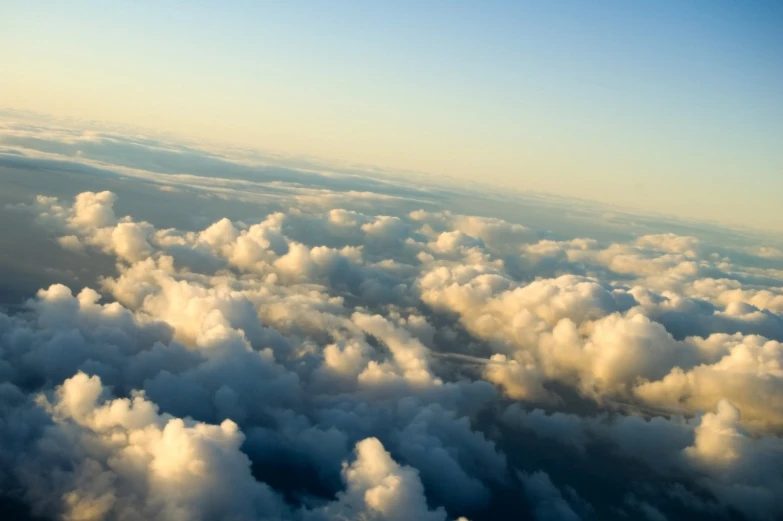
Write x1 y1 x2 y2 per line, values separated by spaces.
1 115 782 521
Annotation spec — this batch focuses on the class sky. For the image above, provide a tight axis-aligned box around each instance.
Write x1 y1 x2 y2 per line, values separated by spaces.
1 1 782 230
3 9 783 516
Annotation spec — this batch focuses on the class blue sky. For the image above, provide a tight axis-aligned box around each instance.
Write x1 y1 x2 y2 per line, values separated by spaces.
1 1 782 230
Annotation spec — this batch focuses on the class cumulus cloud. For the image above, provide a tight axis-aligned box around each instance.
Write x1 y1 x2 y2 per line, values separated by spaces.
519 470 582 521
25 372 287 521
312 437 467 521
1 164 782 521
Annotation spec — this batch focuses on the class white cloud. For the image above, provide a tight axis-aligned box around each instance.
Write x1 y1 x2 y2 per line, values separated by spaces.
2 177 783 521
314 437 463 521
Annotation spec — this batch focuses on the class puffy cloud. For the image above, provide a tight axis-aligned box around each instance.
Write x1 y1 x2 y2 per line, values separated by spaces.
502 400 783 520
635 233 701 257
24 372 287 521
2 179 783 521
313 437 466 521
353 312 441 388
410 210 537 255
519 471 582 521
682 400 783 520
685 399 744 467
634 334 783 432
24 191 154 262
483 354 553 403
69 191 118 229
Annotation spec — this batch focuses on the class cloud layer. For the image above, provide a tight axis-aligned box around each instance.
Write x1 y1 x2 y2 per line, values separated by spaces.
1 120 783 521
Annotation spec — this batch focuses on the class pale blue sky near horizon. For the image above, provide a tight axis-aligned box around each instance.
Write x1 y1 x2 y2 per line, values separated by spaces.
1 1 782 231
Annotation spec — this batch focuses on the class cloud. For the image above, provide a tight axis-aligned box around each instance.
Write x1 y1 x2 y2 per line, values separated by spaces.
519 470 582 521
25 372 288 521
635 334 783 432
312 437 468 521
1 123 783 521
